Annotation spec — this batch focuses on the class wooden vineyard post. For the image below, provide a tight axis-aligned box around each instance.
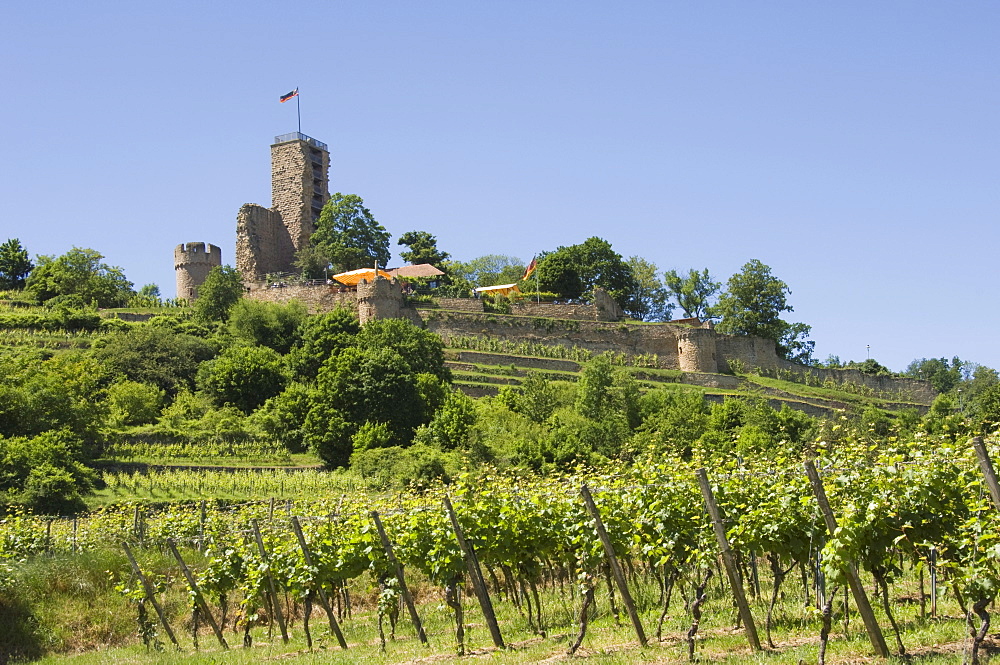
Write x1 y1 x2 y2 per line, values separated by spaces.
580 484 648 647
971 437 1000 512
166 539 228 650
250 519 289 644
289 516 348 649
198 500 207 552
443 495 505 649
122 541 180 649
803 460 889 658
371 510 429 645
695 468 762 651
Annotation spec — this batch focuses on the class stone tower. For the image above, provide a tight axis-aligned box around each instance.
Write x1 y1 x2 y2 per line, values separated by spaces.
271 133 330 251
356 277 404 324
174 242 222 300
236 132 330 280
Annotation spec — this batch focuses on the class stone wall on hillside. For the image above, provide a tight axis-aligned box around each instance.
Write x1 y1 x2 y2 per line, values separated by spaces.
421 311 698 369
510 288 624 321
511 302 599 321
770 360 938 403
246 282 356 312
436 298 484 313
240 279 936 404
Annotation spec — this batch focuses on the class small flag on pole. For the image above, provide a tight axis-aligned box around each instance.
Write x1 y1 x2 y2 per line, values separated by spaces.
522 257 537 281
279 88 299 103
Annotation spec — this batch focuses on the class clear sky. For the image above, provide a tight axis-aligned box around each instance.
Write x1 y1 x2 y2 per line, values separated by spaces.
2 1 997 372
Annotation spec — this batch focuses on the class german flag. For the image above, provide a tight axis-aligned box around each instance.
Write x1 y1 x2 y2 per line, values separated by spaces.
522 257 537 281
279 88 299 103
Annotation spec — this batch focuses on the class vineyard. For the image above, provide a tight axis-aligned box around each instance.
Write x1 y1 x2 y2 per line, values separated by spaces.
4 434 1000 664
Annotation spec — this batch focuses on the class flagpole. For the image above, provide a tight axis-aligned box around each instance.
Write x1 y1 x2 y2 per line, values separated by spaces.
536 260 539 303
296 91 302 134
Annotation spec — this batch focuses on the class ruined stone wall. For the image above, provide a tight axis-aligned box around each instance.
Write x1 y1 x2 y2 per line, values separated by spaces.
509 288 623 321
245 282 356 313
435 298 485 313
511 302 599 320
713 335 785 374
236 204 295 280
174 242 222 299
769 360 938 403
421 311 685 368
592 288 625 321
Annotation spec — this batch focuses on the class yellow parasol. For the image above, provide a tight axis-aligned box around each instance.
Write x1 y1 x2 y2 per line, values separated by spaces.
331 268 394 286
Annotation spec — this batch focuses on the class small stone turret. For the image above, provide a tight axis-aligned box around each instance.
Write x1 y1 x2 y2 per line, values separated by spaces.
676 326 718 373
356 276 404 324
174 242 222 300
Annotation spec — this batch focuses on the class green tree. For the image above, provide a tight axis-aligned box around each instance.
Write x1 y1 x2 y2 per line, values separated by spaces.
972 383 1000 430
0 352 106 440
251 382 314 452
575 353 641 429
536 238 639 312
288 308 360 380
355 317 451 381
197 345 288 414
715 259 814 362
106 380 164 427
0 239 33 290
904 357 964 394
128 283 162 307
25 247 133 307
965 364 999 403
626 256 672 321
92 325 216 396
663 268 720 320
310 193 391 271
307 347 426 467
193 265 243 322
0 430 96 513
227 299 307 354
631 389 709 458
846 358 893 376
497 372 558 424
425 389 477 449
292 242 331 280
445 255 525 288
397 231 451 266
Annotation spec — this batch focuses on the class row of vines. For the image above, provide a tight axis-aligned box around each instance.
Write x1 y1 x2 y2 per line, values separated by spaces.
4 435 1000 661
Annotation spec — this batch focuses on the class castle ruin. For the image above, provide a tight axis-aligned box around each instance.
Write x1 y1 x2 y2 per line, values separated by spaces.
235 132 330 280
170 132 934 404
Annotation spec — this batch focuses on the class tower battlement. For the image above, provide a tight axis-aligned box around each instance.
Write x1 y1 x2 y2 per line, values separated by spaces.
174 242 222 300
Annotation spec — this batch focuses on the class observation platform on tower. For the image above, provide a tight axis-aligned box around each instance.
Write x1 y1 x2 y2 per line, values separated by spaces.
273 132 328 150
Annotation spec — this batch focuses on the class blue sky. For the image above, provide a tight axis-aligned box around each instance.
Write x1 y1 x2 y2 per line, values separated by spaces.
2 1 997 372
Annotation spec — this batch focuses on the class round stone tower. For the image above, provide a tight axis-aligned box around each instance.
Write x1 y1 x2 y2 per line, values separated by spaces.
676 326 719 373
174 242 222 300
356 276 403 324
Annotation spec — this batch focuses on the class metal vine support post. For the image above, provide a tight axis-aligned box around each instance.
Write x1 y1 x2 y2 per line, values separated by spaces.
166 539 229 650
122 541 180 649
370 510 429 645
289 516 348 649
250 519 289 644
443 495 506 649
579 484 648 647
803 460 890 658
695 468 762 651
